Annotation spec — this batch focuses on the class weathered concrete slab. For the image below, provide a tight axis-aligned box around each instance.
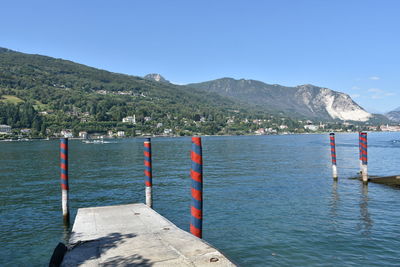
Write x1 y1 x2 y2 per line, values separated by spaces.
61 203 236 266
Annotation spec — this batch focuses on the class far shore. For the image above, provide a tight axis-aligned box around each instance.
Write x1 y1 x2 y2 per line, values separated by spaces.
1 130 400 143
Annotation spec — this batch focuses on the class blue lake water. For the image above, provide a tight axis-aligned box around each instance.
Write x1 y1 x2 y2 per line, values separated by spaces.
1 133 400 266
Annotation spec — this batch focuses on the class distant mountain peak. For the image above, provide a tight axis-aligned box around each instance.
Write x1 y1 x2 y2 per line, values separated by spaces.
298 84 318 88
385 107 400 122
0 47 14 53
144 73 170 83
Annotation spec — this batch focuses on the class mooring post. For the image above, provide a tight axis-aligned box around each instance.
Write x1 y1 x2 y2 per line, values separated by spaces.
144 138 153 208
359 132 362 174
360 132 368 183
60 138 70 225
330 133 338 180
190 137 203 238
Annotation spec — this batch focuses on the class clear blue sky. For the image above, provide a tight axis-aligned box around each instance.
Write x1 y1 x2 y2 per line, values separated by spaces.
1 0 399 113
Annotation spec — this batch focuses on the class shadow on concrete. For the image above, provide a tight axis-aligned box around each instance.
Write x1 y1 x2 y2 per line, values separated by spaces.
64 232 153 266
101 254 152 266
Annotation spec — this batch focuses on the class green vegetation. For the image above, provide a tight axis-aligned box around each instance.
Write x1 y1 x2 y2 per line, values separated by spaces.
0 95 24 104
0 101 43 137
0 48 258 137
0 48 373 138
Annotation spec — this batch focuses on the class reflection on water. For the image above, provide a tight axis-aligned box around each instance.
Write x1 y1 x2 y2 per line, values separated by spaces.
62 223 71 245
329 180 339 221
358 184 373 236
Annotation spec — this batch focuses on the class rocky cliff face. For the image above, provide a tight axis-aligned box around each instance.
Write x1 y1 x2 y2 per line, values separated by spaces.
295 85 371 121
187 78 372 121
144 73 170 83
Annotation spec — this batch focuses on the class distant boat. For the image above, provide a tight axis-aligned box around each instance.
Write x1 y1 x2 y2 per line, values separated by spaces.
83 139 104 144
82 137 115 144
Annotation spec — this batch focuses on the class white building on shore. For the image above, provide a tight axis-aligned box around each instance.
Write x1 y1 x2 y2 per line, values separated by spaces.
79 131 88 139
122 115 136 124
0 125 12 134
304 125 319 131
380 124 400 132
61 130 74 138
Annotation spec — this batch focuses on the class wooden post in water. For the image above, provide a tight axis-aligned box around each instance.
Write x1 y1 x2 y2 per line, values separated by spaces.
360 132 368 183
60 138 70 225
144 138 153 208
329 133 338 180
190 137 203 238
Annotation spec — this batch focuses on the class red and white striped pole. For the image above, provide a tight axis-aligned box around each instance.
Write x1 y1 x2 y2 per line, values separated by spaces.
60 138 69 224
359 132 362 174
360 132 368 183
329 133 338 179
190 137 203 238
144 138 153 208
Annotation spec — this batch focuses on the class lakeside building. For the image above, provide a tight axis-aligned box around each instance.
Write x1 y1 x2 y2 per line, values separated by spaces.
61 130 74 138
20 129 31 134
107 130 114 137
79 131 88 139
304 125 319 131
267 128 278 134
163 129 172 135
0 125 11 134
117 131 125 137
227 118 235 124
367 126 379 131
88 133 104 139
122 115 136 124
380 124 400 132
255 128 265 135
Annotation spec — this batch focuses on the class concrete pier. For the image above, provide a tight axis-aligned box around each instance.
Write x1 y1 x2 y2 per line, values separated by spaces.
61 203 235 266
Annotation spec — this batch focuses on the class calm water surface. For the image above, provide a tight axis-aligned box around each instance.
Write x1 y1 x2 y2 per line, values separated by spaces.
1 133 400 266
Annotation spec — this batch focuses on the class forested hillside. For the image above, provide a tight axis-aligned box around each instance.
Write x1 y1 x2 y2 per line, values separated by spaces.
0 48 296 137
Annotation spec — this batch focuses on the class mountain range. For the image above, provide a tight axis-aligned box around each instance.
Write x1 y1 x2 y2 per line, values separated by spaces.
186 78 373 122
0 47 391 129
143 74 380 122
385 107 400 122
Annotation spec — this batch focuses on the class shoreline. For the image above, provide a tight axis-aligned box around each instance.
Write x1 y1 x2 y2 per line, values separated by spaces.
1 130 398 143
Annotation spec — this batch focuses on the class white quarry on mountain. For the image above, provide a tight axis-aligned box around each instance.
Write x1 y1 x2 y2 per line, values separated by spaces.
152 74 163 82
144 73 169 83
314 88 372 121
